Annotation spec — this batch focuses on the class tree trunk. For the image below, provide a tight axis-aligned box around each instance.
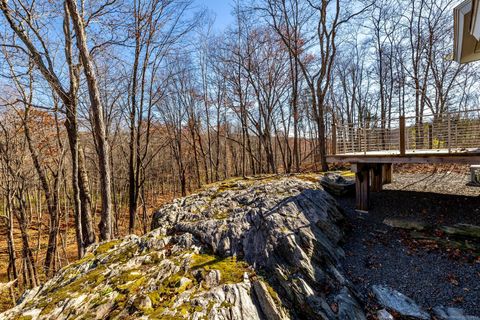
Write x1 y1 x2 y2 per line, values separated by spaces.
16 196 38 288
64 102 84 257
78 147 95 247
66 0 113 241
5 192 18 285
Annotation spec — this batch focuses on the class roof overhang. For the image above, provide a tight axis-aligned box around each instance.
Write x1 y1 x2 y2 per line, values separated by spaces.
453 0 480 63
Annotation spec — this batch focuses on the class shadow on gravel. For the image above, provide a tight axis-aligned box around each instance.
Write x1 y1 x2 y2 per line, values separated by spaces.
369 190 480 226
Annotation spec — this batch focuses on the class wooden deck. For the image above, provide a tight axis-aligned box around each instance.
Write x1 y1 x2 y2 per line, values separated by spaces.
327 110 480 212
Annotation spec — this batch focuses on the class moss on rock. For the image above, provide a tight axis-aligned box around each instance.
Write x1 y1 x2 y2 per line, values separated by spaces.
94 239 123 255
191 254 252 284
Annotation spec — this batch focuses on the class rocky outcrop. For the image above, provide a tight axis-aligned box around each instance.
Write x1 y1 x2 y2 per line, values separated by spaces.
151 176 365 319
1 176 365 320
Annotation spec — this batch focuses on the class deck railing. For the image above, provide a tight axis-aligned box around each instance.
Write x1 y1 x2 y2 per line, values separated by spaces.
332 109 480 155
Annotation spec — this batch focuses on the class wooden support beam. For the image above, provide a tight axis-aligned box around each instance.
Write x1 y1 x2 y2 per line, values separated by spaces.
352 163 370 212
448 114 452 153
331 122 337 155
382 163 393 184
371 164 383 192
428 125 433 150
399 116 406 156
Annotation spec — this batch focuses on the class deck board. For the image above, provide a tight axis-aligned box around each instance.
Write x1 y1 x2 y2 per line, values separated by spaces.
327 148 480 164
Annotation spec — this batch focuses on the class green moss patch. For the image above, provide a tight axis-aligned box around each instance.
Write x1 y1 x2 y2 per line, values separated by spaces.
191 254 252 284
295 173 321 183
212 209 230 220
94 239 123 255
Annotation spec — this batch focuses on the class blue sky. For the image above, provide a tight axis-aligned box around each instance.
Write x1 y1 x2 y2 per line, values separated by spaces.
196 0 234 31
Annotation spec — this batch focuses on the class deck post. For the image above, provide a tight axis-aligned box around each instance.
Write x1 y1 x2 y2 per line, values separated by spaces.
399 116 406 156
371 164 383 192
332 122 337 155
428 124 433 149
352 163 370 212
382 163 393 184
448 114 452 153
363 128 367 155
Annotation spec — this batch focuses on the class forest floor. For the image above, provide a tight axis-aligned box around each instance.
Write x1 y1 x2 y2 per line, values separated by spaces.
338 166 480 317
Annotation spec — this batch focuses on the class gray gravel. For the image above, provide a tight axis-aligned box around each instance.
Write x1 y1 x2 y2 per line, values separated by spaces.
384 172 480 197
337 173 480 316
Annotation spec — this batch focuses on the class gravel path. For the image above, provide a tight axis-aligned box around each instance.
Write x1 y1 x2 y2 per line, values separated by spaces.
337 172 480 316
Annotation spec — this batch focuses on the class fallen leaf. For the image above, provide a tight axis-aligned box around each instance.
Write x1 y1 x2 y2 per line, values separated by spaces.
330 303 338 313
453 296 464 304
447 274 459 286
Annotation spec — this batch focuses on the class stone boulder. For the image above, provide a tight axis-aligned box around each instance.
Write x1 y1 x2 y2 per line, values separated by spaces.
372 285 430 320
433 306 480 320
320 174 355 196
441 224 480 239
